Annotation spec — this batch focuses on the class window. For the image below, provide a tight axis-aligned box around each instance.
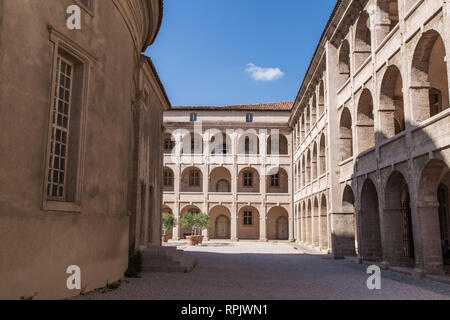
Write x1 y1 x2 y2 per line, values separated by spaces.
46 55 73 200
243 171 253 187
246 113 253 123
164 138 174 151
271 174 280 187
244 211 253 225
190 113 198 122
189 170 200 186
163 171 173 186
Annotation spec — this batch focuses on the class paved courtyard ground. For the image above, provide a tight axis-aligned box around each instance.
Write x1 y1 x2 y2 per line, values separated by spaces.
79 241 450 300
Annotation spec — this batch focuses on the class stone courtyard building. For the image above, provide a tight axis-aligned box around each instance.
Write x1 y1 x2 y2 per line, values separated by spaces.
0 0 170 299
162 103 293 242
290 0 450 275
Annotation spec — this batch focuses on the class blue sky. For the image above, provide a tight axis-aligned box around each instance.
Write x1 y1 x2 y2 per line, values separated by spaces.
145 0 337 107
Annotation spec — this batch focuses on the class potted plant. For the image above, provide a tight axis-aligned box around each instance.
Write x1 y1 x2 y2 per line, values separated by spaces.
193 213 211 245
180 212 197 246
162 212 177 243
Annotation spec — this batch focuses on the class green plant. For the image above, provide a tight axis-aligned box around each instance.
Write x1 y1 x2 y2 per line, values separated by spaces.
193 213 211 235
162 212 177 235
180 212 197 235
124 251 142 278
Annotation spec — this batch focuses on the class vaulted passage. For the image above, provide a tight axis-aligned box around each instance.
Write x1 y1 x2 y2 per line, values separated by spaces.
411 30 449 122
356 89 375 153
380 65 404 139
339 107 353 161
209 206 231 240
360 179 382 261
384 172 415 268
342 185 357 255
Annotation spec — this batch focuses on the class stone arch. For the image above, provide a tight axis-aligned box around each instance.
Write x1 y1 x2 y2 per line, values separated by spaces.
266 167 289 194
311 94 317 125
411 30 449 122
319 133 326 176
311 142 318 180
380 65 405 139
417 159 450 273
343 184 357 255
318 80 325 116
339 107 353 161
354 11 372 70
163 132 175 154
359 179 383 261
375 0 399 45
338 39 351 86
307 199 313 244
267 206 289 240
267 134 288 155
320 194 329 249
209 205 231 240
163 167 175 192
237 167 260 193
179 205 202 239
237 206 260 240
306 149 311 184
300 114 305 141
209 132 232 155
384 171 415 267
238 132 260 155
209 167 231 193
301 154 306 187
305 106 311 133
180 166 203 192
357 89 375 153
302 201 307 243
181 132 203 154
313 197 320 247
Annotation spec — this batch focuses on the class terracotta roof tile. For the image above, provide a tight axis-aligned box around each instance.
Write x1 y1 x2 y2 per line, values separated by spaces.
172 101 293 112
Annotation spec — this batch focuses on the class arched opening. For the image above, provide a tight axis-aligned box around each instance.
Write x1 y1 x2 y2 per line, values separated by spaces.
384 171 415 267
338 40 351 87
318 81 325 116
209 167 231 193
305 107 310 134
266 167 289 194
209 205 231 240
163 167 174 192
238 167 260 193
313 197 320 247
300 115 305 141
339 107 353 161
238 206 260 240
163 132 175 154
343 185 357 255
357 89 375 153
294 164 298 192
411 30 449 122
312 142 318 180
360 179 382 261
376 0 399 45
307 199 312 244
354 11 372 70
179 205 201 239
320 194 328 250
417 159 450 273
311 95 317 125
162 206 174 239
267 134 288 155
380 65 405 139
306 150 311 184
238 132 260 155
301 202 307 243
267 206 289 240
181 132 203 155
210 132 232 155
301 154 306 187
319 133 326 176
180 167 203 192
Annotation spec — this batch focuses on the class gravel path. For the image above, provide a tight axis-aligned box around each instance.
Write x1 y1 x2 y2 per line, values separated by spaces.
77 241 450 300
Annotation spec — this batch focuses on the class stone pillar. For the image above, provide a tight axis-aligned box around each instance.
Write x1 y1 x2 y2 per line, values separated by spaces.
231 205 238 241
260 205 267 242
173 201 180 241
331 212 356 258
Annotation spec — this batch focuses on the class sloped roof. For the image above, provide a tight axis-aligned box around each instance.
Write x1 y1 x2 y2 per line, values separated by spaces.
172 101 294 112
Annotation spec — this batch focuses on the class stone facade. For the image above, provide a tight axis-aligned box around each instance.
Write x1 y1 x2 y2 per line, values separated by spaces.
290 0 450 275
0 0 170 299
162 105 293 242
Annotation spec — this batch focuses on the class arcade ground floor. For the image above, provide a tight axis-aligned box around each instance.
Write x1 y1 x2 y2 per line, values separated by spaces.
77 241 450 300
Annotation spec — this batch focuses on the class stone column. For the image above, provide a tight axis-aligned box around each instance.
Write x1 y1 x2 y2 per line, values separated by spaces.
260 204 267 242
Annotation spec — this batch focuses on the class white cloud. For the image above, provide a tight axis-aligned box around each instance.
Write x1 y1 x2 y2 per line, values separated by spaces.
245 63 284 82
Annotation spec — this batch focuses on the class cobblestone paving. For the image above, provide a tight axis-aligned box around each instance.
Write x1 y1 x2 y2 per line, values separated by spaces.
78 241 450 300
